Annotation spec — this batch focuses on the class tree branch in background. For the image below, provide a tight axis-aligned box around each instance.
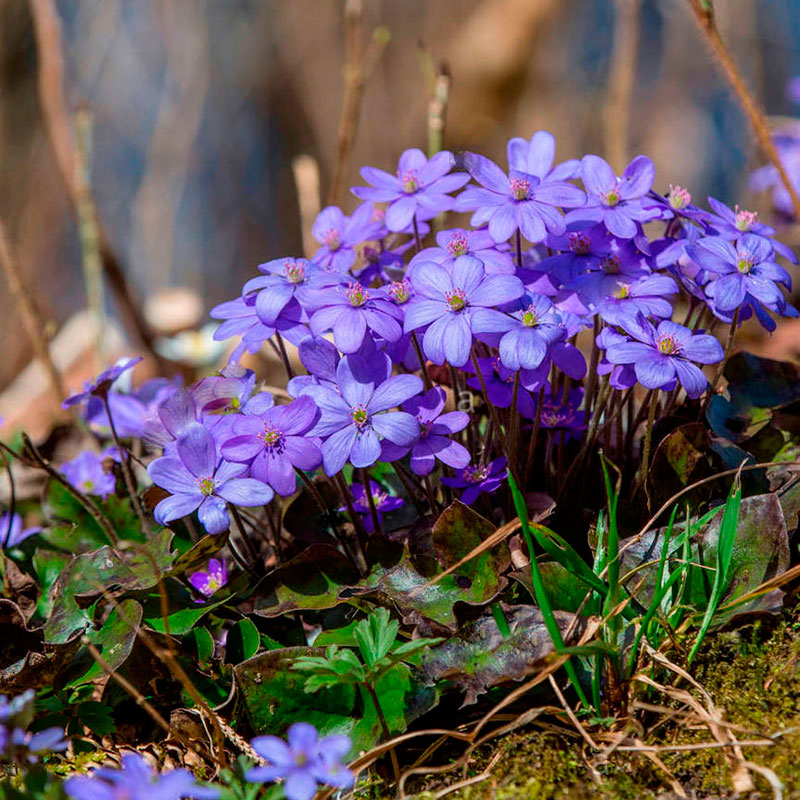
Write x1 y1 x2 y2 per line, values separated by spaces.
0 219 65 403
418 45 452 158
604 0 641 169
293 155 322 258
685 0 800 222
27 0 168 371
328 0 390 206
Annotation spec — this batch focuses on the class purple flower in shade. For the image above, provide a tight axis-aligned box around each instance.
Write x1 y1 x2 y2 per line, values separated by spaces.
62 451 116 499
339 480 405 533
441 458 508 505
311 202 383 272
380 387 470 475
308 283 402 353
473 293 566 371
192 366 258 415
454 151 586 244
567 155 661 239
148 423 273 535
0 513 41 549
538 224 610 284
686 235 792 315
351 149 469 232
245 722 353 800
604 315 724 398
62 357 143 409
64 753 219 800
0 691 67 765
534 388 586 444
306 356 422 476
590 274 678 326
466 357 540 419
189 558 227 598
410 228 515 275
404 255 524 367
221 395 322 495
85 378 181 439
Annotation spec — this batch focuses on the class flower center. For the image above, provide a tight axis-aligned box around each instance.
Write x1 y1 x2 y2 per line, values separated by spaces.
350 405 369 427
569 232 591 255
668 185 691 210
446 232 469 257
322 229 341 250
613 283 630 299
419 420 432 439
346 283 369 307
205 576 220 593
196 476 216 496
401 170 419 193
737 254 754 274
509 177 531 201
734 207 758 231
260 423 284 451
521 306 539 327
601 188 620 207
389 279 411 304
446 288 467 312
600 255 621 274
285 259 306 284
372 489 389 507
80 480 95 492
541 411 563 427
464 465 489 483
657 336 680 355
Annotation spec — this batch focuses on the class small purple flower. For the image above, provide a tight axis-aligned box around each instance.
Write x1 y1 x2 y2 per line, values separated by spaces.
309 283 402 353
64 752 219 800
703 197 778 240
307 356 422 476
506 130 580 182
0 513 41 549
454 150 585 244
339 480 405 533
404 255 524 367
590 274 678 326
534 388 586 444
352 149 469 232
686 234 791 314
189 558 227 598
0 691 66 765
86 378 180 439
62 357 142 409
441 458 508 505
380 387 470 475
604 316 723 398
148 423 273 535
62 451 116 499
221 395 322 495
245 722 353 800
410 228 515 275
466 357 541 418
311 202 383 272
567 155 661 239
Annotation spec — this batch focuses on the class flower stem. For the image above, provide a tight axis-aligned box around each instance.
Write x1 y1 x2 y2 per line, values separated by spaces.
410 331 432 391
364 681 401 782
333 473 369 574
524 385 546 486
361 468 381 534
273 332 295 380
637 390 659 489
515 230 523 268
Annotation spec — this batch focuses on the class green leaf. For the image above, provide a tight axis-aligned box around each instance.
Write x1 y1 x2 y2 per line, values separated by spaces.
184 627 215 667
354 608 398 669
77 701 115 736
226 618 260 664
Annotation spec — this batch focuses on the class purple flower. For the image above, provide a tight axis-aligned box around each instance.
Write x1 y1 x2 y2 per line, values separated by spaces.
307 356 422 476
410 228 515 275
0 691 66 765
62 357 142 409
380 387 470 475
441 458 508 505
567 155 661 239
703 197 778 240
189 558 227 598
404 255 524 367
85 378 180 439
64 752 219 800
339 480 405 533
604 316 723 398
62 451 116 499
221 395 322 495
454 149 585 244
686 235 791 314
148 423 273 534
246 722 353 800
311 202 383 272
506 130 580 182
533 388 586 444
465 358 540 418
308 283 402 353
590 274 678 326
352 149 469 232
0 513 40 549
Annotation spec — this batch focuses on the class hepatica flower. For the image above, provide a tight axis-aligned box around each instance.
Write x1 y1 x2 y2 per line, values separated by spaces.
411 227 515 275
591 274 678 326
0 512 41 549
455 149 586 244
221 395 322 495
246 722 353 800
381 386 470 475
148 423 273 534
311 201 383 272
404 254 524 367
62 357 143 409
340 480 405 533
307 357 422 476
442 457 508 505
604 316 723 398
0 691 66 765
352 149 469 231
62 451 116 499
189 558 227 598
63 752 219 800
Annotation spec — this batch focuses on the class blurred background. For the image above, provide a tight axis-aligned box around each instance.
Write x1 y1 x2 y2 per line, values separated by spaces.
1 0 800 432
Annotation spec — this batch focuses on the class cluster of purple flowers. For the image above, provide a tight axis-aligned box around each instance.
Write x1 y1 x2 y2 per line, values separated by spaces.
61 130 796 540
0 691 66 765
